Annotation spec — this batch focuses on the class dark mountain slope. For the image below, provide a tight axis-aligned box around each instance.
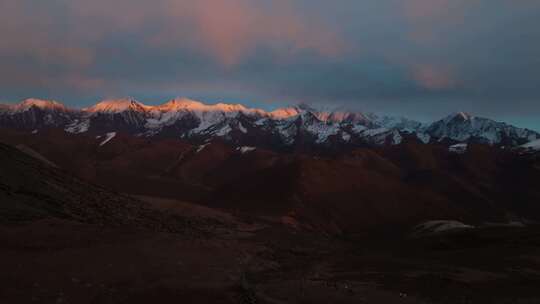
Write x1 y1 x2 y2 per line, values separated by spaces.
2 129 540 235
0 141 195 232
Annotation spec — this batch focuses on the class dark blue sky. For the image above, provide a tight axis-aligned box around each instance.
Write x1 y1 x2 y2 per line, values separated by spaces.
1 0 539 129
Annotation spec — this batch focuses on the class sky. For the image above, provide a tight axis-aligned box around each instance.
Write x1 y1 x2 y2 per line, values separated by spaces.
1 0 539 130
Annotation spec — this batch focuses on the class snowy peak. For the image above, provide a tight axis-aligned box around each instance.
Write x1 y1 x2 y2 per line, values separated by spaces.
155 98 266 117
7 99 68 113
269 106 370 124
427 112 539 145
439 112 475 125
458 112 473 120
0 99 72 130
453 112 473 121
269 107 301 119
437 112 475 126
85 98 151 114
156 98 207 112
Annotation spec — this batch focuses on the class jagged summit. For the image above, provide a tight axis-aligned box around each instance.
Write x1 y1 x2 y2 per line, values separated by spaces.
156 98 206 111
443 111 474 123
427 111 539 145
457 111 473 120
85 98 151 113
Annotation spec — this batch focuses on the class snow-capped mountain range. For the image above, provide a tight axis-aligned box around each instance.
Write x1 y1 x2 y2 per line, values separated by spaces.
1 98 538 149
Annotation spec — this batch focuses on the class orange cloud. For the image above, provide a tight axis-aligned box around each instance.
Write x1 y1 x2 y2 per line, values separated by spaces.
412 64 456 90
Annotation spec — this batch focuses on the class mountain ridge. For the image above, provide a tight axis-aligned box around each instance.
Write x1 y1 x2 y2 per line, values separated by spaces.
1 98 538 149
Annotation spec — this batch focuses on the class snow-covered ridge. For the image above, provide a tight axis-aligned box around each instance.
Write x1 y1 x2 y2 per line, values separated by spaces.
427 112 539 146
1 98 539 148
85 98 152 114
269 107 301 119
154 98 264 115
3 98 69 113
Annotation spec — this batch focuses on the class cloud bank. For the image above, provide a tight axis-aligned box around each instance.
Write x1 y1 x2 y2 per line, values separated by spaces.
0 0 539 129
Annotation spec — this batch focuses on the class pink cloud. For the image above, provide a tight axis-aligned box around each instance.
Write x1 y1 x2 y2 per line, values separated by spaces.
412 64 456 90
149 0 346 66
1 0 345 68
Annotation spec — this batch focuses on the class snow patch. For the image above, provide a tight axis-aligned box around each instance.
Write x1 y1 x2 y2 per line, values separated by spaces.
351 125 367 134
237 146 256 154
238 122 247 133
449 143 468 154
214 125 232 137
196 144 210 153
392 131 403 145
416 132 431 144
190 112 229 135
99 132 117 146
521 139 540 151
362 128 389 137
65 119 90 134
254 118 268 126
457 112 472 120
306 122 340 143
412 220 474 237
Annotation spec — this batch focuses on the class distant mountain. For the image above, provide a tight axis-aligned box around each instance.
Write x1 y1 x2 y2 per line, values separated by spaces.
427 112 539 146
1 98 538 149
0 99 75 130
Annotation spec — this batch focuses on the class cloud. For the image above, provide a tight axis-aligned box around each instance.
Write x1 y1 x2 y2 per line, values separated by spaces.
0 0 344 69
411 65 455 90
62 0 345 66
402 0 471 20
155 0 345 66
0 1 94 68
0 0 540 131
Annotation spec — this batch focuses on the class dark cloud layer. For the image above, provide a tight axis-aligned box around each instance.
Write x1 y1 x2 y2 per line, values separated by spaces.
1 0 539 130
